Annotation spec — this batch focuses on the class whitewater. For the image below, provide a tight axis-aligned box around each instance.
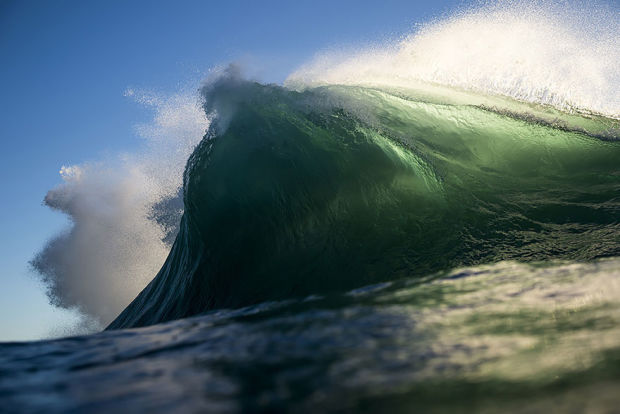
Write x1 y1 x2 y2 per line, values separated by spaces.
3 1 620 412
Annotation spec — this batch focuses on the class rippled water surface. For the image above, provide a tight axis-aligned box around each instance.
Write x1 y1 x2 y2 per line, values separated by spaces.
3 259 620 413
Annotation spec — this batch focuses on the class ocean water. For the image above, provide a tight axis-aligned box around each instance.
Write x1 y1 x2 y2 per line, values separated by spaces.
3 260 620 412
5 1 620 413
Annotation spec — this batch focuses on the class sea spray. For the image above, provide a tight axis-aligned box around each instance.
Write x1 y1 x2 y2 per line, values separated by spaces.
31 89 209 326
287 1 620 117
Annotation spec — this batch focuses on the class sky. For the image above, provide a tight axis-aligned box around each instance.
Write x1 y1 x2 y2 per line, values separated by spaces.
0 0 469 341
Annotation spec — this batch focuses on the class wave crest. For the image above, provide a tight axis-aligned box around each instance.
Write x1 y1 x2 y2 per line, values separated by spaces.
287 1 620 118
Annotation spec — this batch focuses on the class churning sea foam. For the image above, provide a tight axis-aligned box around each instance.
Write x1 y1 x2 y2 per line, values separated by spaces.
31 87 210 327
286 0 619 118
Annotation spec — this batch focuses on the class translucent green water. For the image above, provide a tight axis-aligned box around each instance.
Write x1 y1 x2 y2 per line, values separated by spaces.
109 80 620 329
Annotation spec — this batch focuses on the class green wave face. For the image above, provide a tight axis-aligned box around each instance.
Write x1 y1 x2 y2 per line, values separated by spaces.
108 80 620 329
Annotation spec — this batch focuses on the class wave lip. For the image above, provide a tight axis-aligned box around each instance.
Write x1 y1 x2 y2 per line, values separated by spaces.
286 1 620 119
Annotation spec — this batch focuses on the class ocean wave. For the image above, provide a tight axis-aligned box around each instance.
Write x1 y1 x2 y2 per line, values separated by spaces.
108 77 620 329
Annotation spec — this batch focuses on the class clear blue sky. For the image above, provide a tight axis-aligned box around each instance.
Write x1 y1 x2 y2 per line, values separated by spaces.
0 0 463 341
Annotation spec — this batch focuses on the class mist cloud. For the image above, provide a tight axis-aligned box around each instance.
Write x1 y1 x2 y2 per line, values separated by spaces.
31 88 210 327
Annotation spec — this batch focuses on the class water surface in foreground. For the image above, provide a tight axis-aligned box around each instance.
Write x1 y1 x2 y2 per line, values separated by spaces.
3 259 620 413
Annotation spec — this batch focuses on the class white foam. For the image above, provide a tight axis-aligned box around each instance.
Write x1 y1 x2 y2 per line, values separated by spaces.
286 1 619 118
32 89 210 326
